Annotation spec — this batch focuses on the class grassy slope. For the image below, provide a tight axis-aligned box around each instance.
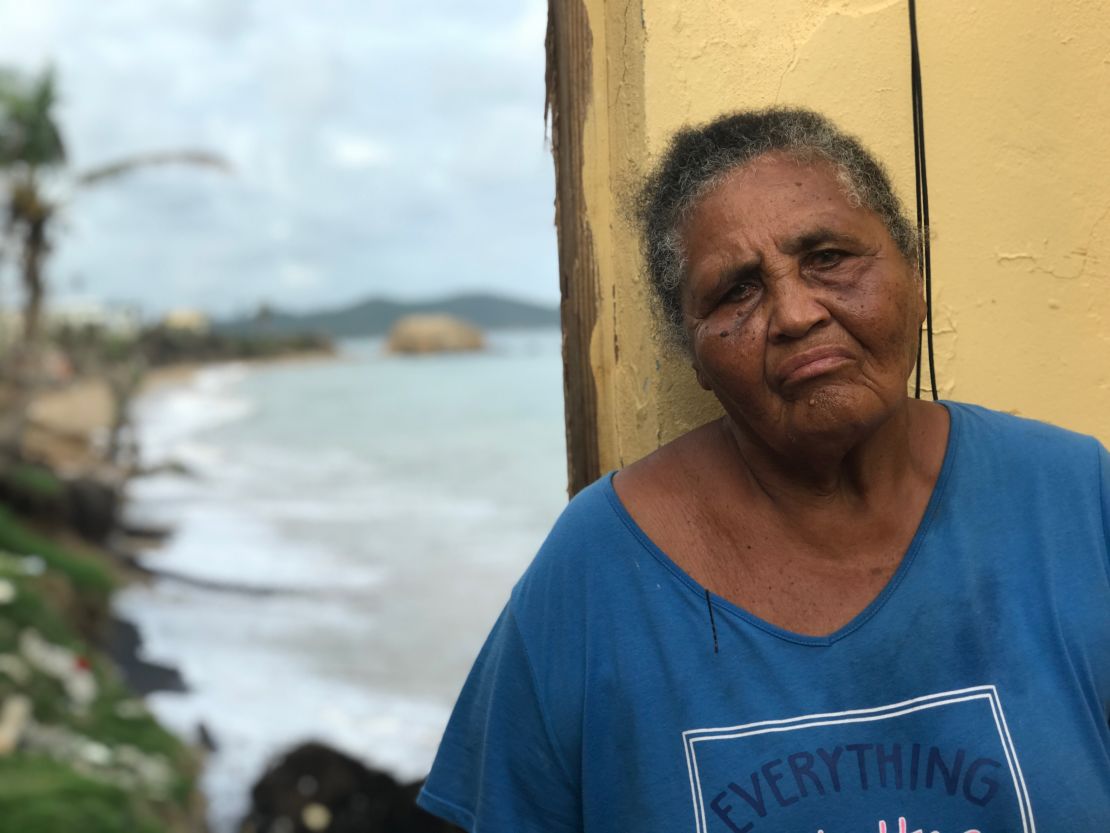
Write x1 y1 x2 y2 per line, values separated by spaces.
0 505 200 833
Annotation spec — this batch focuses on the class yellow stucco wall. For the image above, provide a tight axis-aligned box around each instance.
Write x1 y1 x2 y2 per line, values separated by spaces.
575 0 1110 472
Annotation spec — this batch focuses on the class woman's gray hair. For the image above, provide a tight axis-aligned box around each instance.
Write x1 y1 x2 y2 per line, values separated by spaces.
635 107 918 353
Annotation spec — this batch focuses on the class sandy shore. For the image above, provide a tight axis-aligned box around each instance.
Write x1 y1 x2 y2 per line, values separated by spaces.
24 352 334 473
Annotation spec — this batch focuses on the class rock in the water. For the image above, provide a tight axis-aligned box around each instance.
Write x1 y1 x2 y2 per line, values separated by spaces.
385 314 485 354
240 742 461 833
104 617 187 697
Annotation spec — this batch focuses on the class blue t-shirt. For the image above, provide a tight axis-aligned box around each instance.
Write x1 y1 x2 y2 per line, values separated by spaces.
419 403 1110 833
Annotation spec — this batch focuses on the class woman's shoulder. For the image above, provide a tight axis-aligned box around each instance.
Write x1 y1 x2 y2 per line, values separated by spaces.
525 421 723 564
509 428 723 627
610 419 726 521
944 402 1107 519
530 471 626 557
946 400 1105 465
509 471 639 608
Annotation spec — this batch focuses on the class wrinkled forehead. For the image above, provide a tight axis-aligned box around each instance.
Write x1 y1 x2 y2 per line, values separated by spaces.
682 151 858 223
679 153 875 253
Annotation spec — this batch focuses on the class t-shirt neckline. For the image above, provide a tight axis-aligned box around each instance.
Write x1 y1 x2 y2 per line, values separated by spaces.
601 400 963 647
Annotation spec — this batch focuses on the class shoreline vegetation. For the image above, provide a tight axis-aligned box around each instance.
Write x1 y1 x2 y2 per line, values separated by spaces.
2 327 467 833
0 327 337 833
0 63 536 829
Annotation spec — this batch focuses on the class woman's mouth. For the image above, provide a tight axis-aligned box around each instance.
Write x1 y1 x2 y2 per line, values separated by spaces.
776 346 855 386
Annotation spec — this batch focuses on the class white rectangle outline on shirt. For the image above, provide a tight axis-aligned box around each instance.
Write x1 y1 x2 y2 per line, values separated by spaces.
681 685 1035 833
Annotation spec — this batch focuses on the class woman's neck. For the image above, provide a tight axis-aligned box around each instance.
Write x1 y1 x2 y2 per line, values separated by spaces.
721 398 942 511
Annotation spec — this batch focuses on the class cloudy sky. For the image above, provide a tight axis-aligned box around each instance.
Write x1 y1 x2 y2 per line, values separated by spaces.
0 0 557 318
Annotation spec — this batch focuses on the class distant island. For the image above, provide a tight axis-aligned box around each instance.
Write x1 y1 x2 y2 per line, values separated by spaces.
216 292 560 340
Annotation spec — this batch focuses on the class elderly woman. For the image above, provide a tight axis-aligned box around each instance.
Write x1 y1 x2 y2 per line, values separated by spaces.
417 109 1110 832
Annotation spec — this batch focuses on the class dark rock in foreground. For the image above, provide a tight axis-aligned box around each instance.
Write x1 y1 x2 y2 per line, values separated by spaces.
240 741 461 833
103 617 187 697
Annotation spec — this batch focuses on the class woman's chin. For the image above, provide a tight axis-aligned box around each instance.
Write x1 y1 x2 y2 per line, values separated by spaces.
778 384 898 448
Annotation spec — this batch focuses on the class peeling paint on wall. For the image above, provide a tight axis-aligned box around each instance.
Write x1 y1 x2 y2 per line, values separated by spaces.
561 0 1110 473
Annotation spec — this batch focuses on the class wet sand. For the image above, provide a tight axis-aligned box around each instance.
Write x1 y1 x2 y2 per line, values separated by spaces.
24 352 334 473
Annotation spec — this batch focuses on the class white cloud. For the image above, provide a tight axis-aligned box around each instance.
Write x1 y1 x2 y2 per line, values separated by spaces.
324 130 392 170
278 262 322 291
505 0 548 60
0 0 558 315
0 0 64 67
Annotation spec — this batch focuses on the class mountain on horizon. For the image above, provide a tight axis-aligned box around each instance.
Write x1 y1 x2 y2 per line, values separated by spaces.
216 292 560 339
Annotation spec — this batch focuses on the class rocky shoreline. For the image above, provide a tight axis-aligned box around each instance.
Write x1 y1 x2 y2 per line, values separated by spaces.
0 467 207 831
4 354 461 833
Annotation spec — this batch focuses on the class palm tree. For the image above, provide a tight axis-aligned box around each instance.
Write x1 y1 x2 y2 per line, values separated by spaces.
0 67 66 354
0 66 227 368
0 66 227 462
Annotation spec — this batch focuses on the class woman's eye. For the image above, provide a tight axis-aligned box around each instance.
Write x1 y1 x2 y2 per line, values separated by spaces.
723 281 758 303
808 249 847 269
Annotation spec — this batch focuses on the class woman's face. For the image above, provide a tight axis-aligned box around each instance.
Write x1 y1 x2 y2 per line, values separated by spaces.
681 152 924 454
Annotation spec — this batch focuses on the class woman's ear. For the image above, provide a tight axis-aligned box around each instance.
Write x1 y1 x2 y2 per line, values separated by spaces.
682 315 713 391
909 261 926 328
692 361 712 392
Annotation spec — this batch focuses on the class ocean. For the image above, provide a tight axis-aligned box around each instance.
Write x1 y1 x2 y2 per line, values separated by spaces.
114 330 568 832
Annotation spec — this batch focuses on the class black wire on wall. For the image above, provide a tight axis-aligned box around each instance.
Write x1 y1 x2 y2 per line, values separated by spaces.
909 0 938 401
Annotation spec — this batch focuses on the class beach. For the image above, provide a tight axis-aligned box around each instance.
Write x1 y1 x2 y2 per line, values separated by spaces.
23 353 337 475
50 331 568 832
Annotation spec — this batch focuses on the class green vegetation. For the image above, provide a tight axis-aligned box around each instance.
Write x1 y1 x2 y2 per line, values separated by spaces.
0 757 164 833
2 463 64 502
0 509 199 832
0 506 113 597
137 324 334 366
0 567 72 651
49 319 335 376
0 62 284 832
0 63 211 832
217 291 560 339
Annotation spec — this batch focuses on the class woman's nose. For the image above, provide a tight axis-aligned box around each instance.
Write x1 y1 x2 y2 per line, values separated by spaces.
767 276 831 342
